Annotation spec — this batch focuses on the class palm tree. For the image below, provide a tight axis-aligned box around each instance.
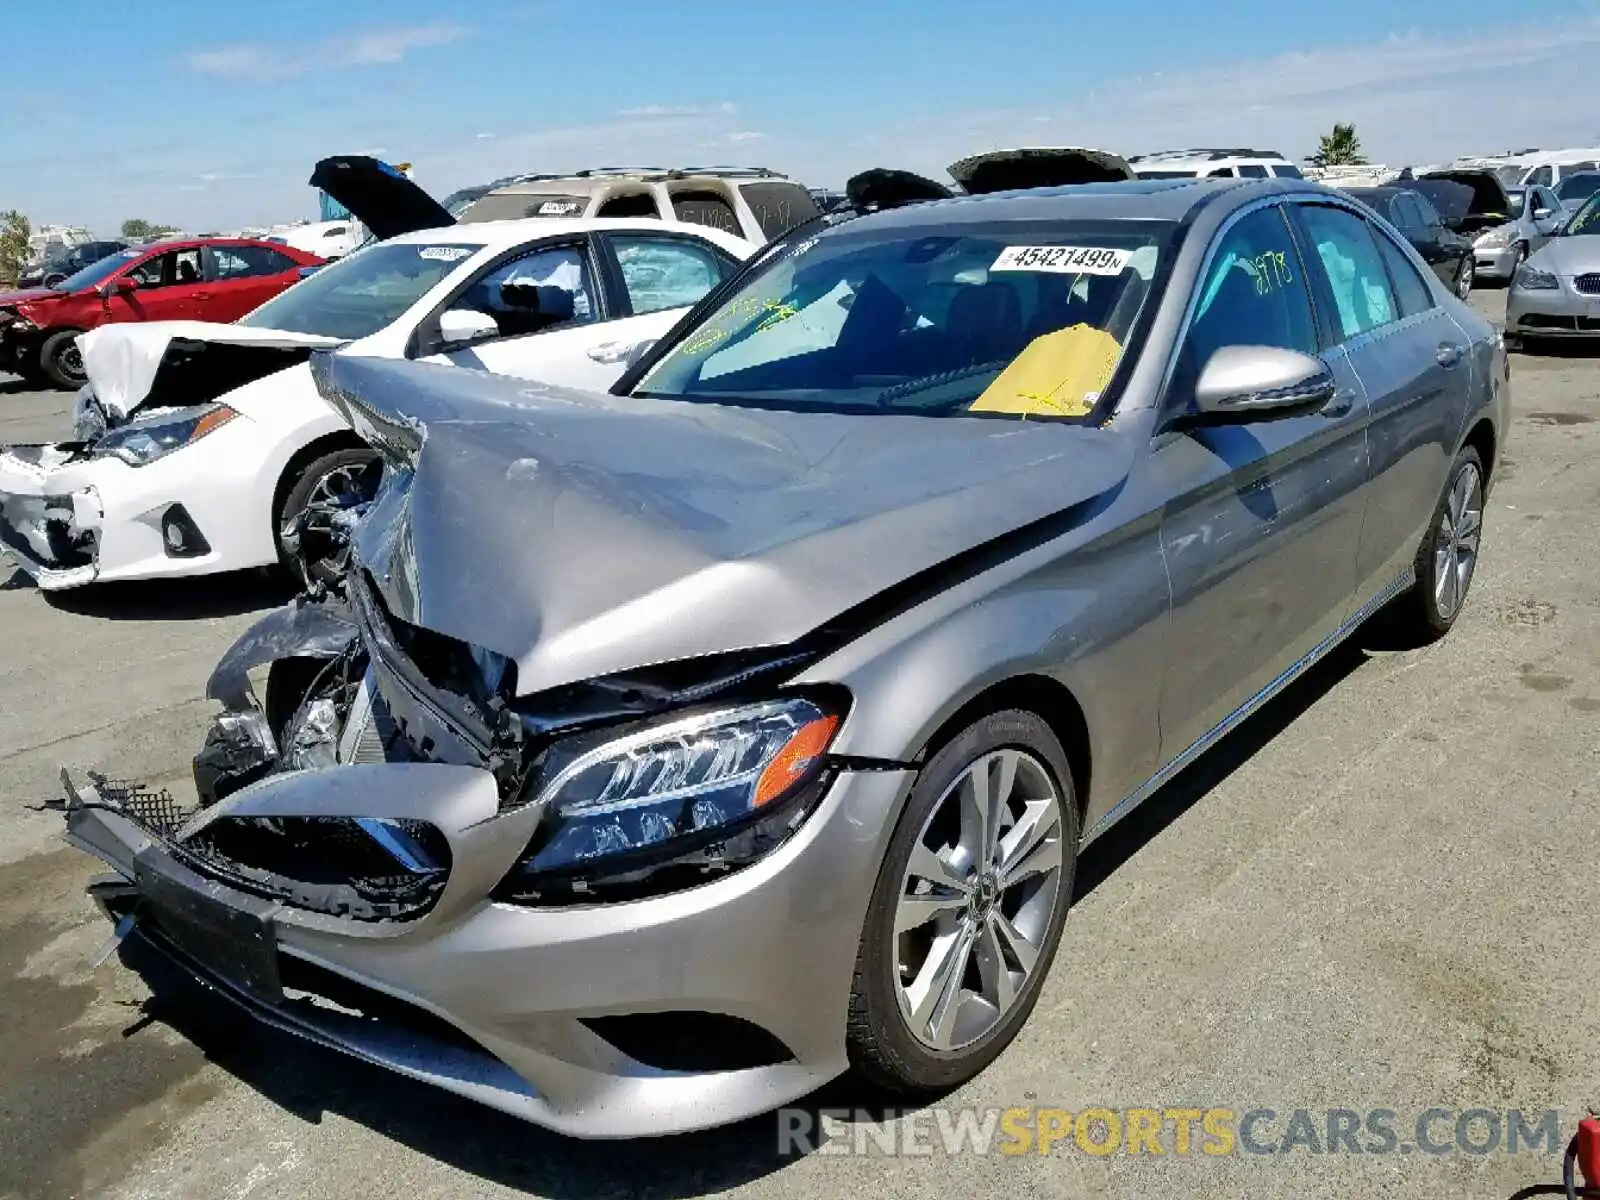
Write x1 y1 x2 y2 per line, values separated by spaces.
1311 124 1367 168
0 211 30 286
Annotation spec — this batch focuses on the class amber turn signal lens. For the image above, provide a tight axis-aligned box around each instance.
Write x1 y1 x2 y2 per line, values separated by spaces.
752 713 840 807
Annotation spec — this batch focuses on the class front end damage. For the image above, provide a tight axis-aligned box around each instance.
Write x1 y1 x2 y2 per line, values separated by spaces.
0 325 341 588
59 568 911 1135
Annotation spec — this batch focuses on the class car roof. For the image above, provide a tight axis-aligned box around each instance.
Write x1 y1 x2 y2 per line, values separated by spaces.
843 176 1293 229
484 168 794 194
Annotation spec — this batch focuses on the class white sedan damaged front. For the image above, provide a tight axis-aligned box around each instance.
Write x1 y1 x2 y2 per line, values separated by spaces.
0 323 342 588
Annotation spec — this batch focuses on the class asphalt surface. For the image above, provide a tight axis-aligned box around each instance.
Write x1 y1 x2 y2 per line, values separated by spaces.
1 293 1598 1200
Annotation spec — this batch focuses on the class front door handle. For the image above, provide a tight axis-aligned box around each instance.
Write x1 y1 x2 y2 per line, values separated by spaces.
1321 388 1357 417
1437 342 1464 368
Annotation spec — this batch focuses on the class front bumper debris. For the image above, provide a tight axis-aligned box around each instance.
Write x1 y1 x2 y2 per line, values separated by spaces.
56 754 913 1137
0 444 102 586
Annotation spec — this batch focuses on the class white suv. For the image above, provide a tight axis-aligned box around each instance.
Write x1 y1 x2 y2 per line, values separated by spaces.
1130 148 1305 181
454 167 822 244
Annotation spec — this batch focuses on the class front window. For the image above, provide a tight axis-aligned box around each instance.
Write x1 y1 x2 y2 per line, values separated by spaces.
56 249 142 292
238 241 480 339
637 218 1173 420
1137 170 1197 180
452 245 595 337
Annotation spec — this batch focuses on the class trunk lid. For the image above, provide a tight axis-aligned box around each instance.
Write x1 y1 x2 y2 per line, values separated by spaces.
948 147 1136 194
309 156 456 242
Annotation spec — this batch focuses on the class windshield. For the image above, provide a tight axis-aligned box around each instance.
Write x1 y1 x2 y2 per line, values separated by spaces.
1494 165 1525 186
1564 194 1600 237
56 248 143 292
1506 189 1527 219
238 240 480 339
637 217 1173 420
1556 173 1600 205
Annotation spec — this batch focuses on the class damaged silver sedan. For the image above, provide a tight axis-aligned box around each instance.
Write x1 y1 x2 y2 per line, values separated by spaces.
61 177 1506 1138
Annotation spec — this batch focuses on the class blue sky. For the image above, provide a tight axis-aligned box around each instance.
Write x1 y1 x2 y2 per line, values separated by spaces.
4 0 1599 234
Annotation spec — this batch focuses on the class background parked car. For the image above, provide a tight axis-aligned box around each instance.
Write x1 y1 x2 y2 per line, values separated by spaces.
16 240 130 289
1470 183 1564 282
453 166 822 243
0 238 323 388
1505 191 1600 346
1343 186 1476 297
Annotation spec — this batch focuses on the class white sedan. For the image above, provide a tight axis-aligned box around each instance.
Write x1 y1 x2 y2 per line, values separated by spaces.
0 216 755 589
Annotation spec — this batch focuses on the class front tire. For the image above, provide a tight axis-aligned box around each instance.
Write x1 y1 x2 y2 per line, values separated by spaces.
274 447 381 585
1396 446 1485 640
1454 256 1474 300
39 330 86 389
847 709 1079 1094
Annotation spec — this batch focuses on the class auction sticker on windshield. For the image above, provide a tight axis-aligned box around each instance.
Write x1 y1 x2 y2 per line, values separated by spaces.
418 246 473 262
993 246 1132 275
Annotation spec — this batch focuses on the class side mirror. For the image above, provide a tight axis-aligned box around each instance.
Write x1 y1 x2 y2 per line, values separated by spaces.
103 276 139 297
438 308 500 347
623 339 658 370
1533 207 1552 221
1190 345 1336 424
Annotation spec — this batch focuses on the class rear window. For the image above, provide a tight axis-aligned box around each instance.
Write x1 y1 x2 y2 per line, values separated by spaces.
1136 169 1198 180
1271 164 1304 179
739 181 822 240
669 190 741 235
459 192 591 223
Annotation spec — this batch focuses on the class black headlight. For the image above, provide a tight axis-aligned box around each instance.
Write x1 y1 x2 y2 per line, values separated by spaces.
493 696 843 905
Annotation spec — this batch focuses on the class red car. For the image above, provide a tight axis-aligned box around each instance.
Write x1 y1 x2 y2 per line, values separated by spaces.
0 238 324 389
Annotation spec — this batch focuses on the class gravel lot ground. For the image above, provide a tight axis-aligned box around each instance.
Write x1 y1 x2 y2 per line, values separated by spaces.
2 291 1597 1200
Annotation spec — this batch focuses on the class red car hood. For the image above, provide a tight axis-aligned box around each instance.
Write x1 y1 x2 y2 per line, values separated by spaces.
0 288 62 309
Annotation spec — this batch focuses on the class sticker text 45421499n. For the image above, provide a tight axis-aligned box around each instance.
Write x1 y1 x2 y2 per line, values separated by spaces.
992 245 1133 276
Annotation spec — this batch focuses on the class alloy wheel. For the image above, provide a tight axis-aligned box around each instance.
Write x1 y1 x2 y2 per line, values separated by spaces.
1433 461 1483 622
1455 258 1474 300
282 461 379 583
893 748 1066 1051
59 344 84 383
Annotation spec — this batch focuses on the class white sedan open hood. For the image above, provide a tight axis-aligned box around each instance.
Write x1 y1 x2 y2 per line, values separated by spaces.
80 322 344 420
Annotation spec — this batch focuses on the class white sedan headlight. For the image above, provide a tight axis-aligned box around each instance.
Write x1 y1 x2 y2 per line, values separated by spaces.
92 403 239 467
1475 226 1514 250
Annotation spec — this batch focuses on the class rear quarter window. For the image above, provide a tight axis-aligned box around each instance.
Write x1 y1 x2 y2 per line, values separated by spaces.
670 190 741 236
738 182 821 240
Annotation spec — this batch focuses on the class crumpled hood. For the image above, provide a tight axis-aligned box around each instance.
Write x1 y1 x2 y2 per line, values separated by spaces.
81 321 345 420
0 287 62 311
1527 234 1600 276
312 353 1136 697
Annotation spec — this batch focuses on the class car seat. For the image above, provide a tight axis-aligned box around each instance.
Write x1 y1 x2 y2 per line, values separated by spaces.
945 281 1023 366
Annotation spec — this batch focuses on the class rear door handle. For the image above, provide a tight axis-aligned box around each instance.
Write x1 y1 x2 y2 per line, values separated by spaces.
1321 388 1357 417
586 341 637 364
1437 342 1464 368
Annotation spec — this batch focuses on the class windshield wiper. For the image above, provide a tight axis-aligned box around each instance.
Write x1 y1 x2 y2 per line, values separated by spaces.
875 359 1010 408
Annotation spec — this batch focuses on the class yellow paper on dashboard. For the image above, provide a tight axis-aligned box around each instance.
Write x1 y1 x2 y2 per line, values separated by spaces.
968 323 1122 418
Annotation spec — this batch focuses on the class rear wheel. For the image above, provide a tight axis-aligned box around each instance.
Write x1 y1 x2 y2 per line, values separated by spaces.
847 709 1079 1094
274 447 381 585
39 330 86 389
1395 446 1485 640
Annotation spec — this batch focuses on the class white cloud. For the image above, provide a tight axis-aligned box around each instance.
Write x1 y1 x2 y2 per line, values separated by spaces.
620 102 739 118
726 131 768 143
186 23 468 82
475 132 496 140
